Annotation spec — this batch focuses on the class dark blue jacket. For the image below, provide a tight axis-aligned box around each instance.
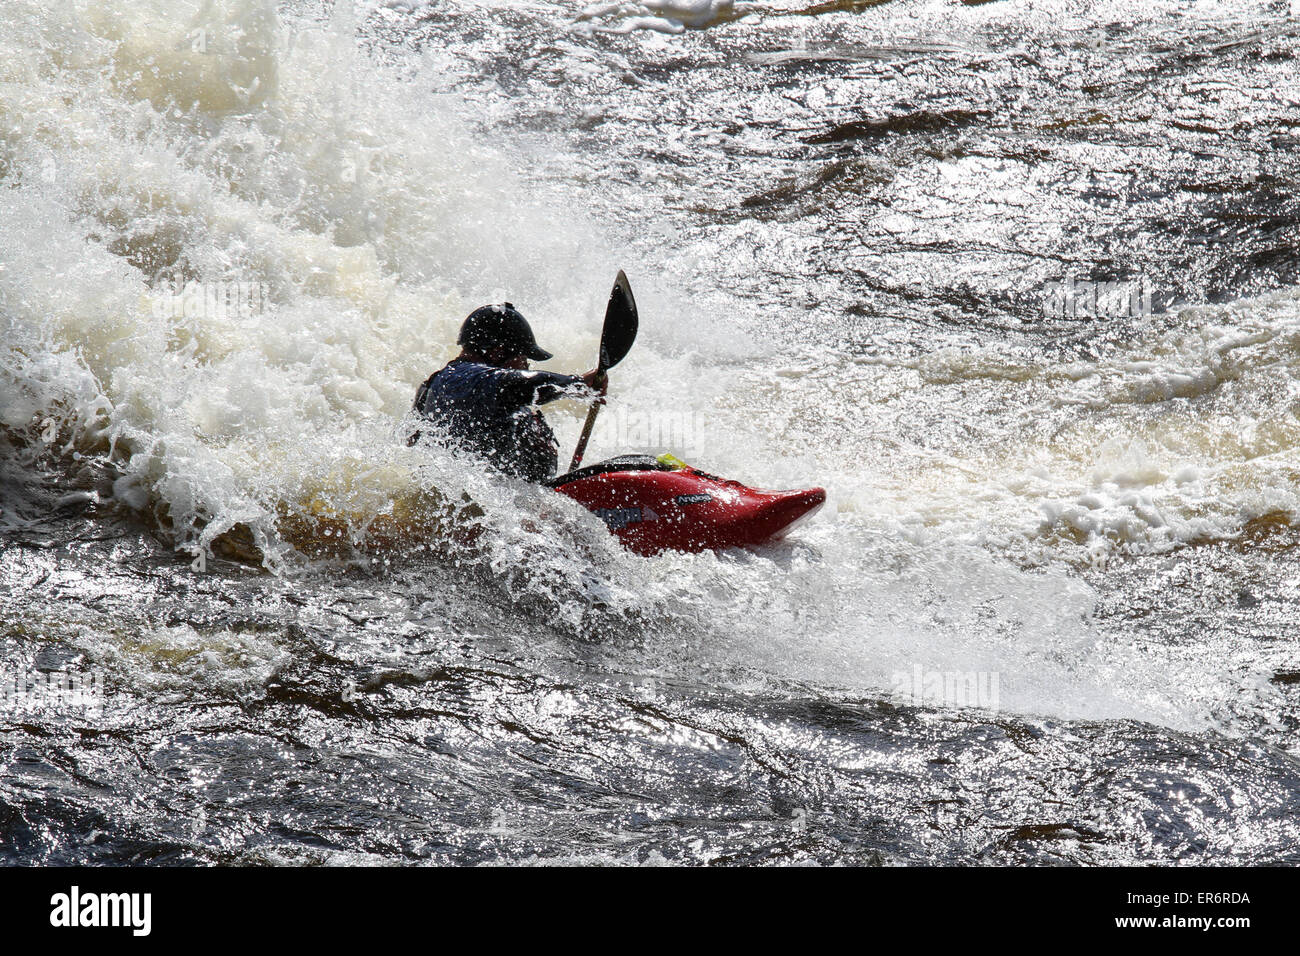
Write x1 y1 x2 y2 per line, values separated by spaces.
410 360 586 482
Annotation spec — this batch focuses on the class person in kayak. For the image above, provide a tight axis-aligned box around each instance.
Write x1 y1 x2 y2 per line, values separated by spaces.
409 302 605 482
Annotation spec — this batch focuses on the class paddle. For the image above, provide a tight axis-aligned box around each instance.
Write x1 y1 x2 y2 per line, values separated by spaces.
568 270 638 471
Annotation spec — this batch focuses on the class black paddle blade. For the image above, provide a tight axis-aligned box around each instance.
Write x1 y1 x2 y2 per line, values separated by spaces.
598 270 638 372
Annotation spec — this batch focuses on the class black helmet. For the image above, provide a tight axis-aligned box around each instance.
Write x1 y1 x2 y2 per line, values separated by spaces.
457 302 553 361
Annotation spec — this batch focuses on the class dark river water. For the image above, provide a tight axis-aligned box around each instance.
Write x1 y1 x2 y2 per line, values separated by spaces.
2 0 1299 865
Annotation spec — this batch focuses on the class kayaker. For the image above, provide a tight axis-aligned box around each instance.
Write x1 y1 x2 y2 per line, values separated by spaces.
409 302 606 482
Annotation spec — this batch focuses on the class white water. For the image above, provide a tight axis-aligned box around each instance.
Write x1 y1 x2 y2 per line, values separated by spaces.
2 0 1296 733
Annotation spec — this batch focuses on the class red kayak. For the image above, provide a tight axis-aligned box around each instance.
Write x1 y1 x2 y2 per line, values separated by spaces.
547 455 825 556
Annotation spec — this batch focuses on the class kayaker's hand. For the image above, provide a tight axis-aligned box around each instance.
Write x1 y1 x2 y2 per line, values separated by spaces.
581 369 608 402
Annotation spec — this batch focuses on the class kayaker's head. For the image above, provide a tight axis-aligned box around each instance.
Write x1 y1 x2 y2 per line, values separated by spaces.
457 302 553 369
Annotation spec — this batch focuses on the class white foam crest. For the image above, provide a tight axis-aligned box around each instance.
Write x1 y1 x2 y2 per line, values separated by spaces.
575 0 737 35
771 288 1300 566
0 0 644 567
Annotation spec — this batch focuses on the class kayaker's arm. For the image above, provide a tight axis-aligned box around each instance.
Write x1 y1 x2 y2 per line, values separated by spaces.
498 368 605 407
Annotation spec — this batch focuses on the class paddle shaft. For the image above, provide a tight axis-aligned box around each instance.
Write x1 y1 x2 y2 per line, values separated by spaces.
568 371 606 471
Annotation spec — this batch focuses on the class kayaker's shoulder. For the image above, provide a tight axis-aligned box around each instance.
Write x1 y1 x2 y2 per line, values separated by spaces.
440 359 509 379
425 359 495 388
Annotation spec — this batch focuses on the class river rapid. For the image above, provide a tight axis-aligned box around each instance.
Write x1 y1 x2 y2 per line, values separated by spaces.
2 0 1299 865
